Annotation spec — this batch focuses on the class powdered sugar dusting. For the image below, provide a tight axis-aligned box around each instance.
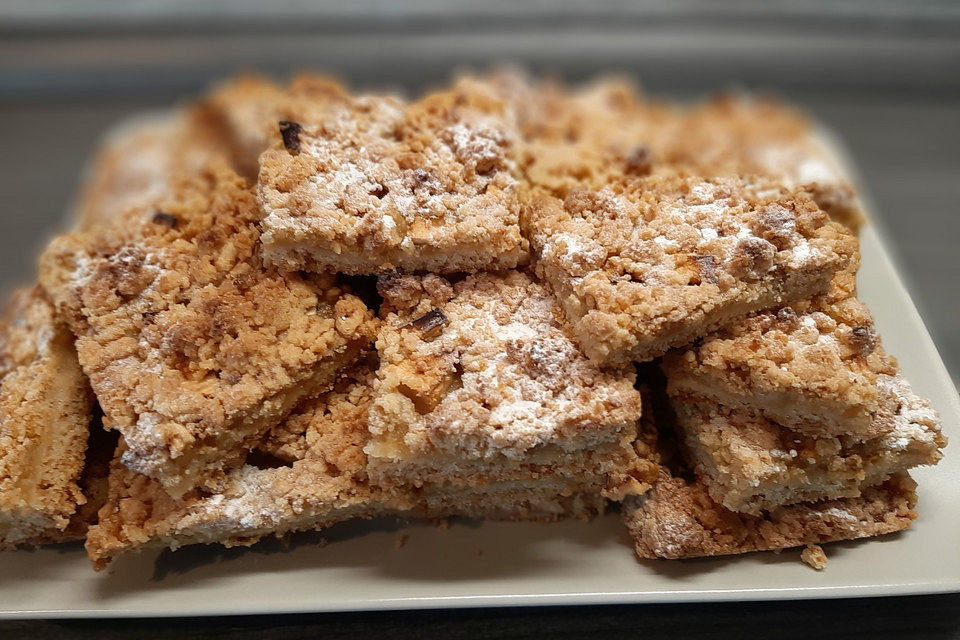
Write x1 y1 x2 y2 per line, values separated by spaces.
259 90 524 269
374 272 640 458
877 374 943 451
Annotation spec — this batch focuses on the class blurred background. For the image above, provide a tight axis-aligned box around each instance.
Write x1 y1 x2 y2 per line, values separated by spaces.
1 0 958 382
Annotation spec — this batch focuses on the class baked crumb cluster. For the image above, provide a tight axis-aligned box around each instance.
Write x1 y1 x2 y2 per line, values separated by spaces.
0 70 945 573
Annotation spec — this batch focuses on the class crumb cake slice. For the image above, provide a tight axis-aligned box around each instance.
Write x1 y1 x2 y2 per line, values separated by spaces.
663 265 900 439
367 270 657 512
0 287 93 548
659 94 864 231
524 173 857 364
74 74 354 231
73 101 251 231
40 162 378 496
623 470 917 560
622 378 917 561
673 379 945 515
85 365 392 568
257 81 529 274
196 73 353 178
503 72 863 231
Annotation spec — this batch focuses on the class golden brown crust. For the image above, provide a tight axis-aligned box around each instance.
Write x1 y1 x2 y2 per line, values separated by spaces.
524 172 858 364
673 382 944 514
0 287 92 548
623 471 917 560
257 81 529 274
41 163 378 496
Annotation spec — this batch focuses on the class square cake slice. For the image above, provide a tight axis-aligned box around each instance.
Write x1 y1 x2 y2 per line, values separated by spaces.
367 270 657 510
503 72 863 231
84 364 391 568
658 93 864 231
257 80 529 275
673 377 945 515
525 173 858 364
0 287 92 548
73 97 257 232
41 162 378 496
623 376 917 561
74 73 355 232
662 266 899 439
623 470 917 560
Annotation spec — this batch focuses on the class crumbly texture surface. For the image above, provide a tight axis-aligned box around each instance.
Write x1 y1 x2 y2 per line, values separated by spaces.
257 81 529 274
663 266 899 439
674 377 945 514
0 287 92 548
40 163 378 496
74 102 256 231
368 270 656 500
623 471 917 560
524 173 857 364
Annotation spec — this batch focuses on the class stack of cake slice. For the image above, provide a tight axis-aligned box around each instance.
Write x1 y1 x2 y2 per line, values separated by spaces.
367 270 657 520
0 70 946 573
624 264 945 561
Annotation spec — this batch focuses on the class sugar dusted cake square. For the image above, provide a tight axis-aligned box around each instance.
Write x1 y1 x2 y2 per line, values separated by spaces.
662 266 899 439
41 162 378 496
525 173 858 364
624 470 918 560
85 363 392 568
257 80 529 275
622 380 920 561
366 270 657 516
672 379 944 515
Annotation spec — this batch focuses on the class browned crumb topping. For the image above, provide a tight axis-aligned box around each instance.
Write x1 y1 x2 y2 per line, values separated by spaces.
673 382 944 514
371 270 643 458
85 364 390 566
278 120 302 153
499 71 863 230
662 264 900 438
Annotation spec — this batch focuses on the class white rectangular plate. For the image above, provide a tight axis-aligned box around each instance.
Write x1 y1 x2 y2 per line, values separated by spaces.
0 127 957 619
